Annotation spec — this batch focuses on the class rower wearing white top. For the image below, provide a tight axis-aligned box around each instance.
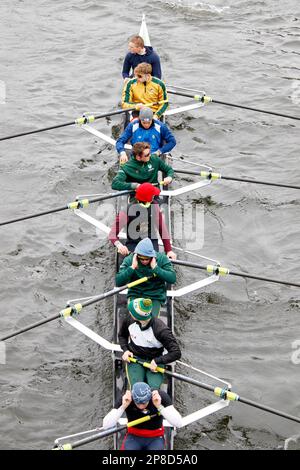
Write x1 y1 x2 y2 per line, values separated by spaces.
103 382 182 450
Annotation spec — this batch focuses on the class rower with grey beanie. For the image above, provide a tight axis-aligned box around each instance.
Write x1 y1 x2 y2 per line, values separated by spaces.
116 106 176 164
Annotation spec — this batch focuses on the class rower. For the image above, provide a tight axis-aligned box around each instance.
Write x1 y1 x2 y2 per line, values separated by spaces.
116 107 176 164
103 382 182 451
122 35 162 81
118 298 181 389
122 62 168 120
115 238 176 317
111 141 174 191
108 182 176 259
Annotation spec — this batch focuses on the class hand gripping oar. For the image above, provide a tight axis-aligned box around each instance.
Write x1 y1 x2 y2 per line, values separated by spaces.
172 259 300 289
122 99 168 111
0 276 154 342
0 189 134 227
173 168 300 191
167 89 300 121
129 358 300 425
52 414 158 450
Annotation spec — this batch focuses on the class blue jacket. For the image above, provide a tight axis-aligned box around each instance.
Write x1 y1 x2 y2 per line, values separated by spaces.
122 46 162 79
116 119 176 155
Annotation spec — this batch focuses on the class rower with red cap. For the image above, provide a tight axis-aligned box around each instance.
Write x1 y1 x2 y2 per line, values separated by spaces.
109 181 176 259
103 382 182 450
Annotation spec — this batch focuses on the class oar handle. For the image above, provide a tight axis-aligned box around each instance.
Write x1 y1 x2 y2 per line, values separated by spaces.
127 414 156 427
141 99 168 107
127 276 152 288
129 357 166 374
54 413 158 450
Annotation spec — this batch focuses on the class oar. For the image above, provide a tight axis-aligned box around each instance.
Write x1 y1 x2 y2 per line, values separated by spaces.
0 108 135 142
0 276 153 341
52 414 158 450
167 89 300 121
0 189 134 227
0 101 168 142
172 259 300 289
173 168 300 191
129 358 300 425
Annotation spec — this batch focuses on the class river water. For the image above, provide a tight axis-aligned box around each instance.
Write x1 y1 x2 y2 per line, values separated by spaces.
0 0 299 450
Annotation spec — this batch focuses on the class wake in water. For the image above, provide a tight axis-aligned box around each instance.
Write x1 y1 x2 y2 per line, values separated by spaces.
155 0 230 15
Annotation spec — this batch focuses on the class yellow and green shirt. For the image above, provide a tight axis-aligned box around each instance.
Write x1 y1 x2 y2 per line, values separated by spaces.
122 77 169 118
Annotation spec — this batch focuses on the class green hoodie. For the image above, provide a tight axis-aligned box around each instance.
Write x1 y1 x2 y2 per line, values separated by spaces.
111 155 174 191
115 252 176 303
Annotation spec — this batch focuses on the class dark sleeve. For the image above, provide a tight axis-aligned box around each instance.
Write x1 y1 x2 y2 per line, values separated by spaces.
112 168 135 191
151 51 162 79
118 317 130 352
152 255 176 284
115 397 122 408
122 53 131 79
153 322 181 365
159 390 172 407
115 255 136 286
158 158 174 179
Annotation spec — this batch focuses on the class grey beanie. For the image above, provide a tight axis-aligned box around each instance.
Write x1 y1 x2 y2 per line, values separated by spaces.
139 107 153 122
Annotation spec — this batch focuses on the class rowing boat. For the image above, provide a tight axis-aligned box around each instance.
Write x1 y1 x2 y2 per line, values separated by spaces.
0 11 297 450
112 185 175 449
112 18 176 449
54 14 232 451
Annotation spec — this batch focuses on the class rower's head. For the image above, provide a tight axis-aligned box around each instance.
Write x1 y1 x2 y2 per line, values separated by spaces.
134 62 152 83
132 142 151 163
135 182 160 208
132 382 152 409
128 35 144 55
128 298 152 324
139 107 153 129
134 237 156 265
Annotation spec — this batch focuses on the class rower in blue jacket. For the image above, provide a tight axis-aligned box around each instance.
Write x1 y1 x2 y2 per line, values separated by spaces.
116 107 176 164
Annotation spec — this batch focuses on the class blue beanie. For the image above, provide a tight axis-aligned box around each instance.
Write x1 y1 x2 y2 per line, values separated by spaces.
132 382 152 404
134 238 156 258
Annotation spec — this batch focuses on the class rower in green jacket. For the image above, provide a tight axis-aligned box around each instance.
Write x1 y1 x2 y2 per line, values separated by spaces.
115 237 176 317
111 141 174 191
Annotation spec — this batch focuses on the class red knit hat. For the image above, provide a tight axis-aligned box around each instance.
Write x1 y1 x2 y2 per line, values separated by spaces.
135 183 161 203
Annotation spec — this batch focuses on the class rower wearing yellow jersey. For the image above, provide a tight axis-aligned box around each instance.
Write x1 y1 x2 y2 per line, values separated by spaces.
122 62 169 119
